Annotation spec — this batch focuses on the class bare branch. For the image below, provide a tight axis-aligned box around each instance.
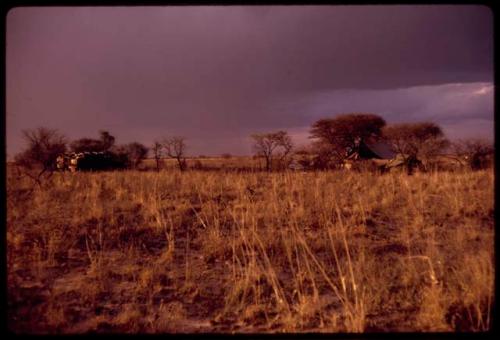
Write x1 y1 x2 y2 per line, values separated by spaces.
162 137 187 171
251 131 293 171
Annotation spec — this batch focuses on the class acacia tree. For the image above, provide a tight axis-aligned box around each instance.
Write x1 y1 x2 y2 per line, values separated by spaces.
310 140 345 169
123 142 149 169
453 138 494 170
291 145 315 169
163 137 187 171
99 130 116 151
70 130 116 153
309 113 386 168
151 140 163 171
14 127 67 184
383 122 449 172
251 130 293 171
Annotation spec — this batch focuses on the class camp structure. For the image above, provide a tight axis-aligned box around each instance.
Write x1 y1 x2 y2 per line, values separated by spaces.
342 139 398 170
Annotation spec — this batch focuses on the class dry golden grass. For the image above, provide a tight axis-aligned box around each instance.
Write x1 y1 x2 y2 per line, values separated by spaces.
140 156 262 171
7 166 494 333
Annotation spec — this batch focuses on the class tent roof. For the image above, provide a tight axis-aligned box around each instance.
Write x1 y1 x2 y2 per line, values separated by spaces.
364 141 396 159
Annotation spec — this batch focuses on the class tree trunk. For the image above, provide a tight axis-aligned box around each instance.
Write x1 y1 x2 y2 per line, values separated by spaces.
265 155 271 172
176 157 186 171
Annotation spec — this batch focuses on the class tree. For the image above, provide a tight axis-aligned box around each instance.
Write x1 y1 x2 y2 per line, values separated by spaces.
309 113 386 167
453 139 494 170
122 142 149 169
163 137 187 171
151 140 163 171
383 122 449 173
99 130 115 150
70 130 116 153
107 145 130 169
292 145 315 170
14 127 67 184
310 140 345 170
69 138 103 153
251 130 293 171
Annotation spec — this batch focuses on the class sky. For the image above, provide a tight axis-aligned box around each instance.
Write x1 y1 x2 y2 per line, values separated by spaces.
6 5 494 158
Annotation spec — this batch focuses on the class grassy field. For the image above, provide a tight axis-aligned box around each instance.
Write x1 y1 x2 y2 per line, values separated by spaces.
139 157 264 171
7 166 494 333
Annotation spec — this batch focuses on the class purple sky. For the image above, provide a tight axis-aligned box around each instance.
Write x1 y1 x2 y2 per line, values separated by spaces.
6 5 493 158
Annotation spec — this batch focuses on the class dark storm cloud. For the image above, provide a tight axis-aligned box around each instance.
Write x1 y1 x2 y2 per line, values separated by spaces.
6 5 493 157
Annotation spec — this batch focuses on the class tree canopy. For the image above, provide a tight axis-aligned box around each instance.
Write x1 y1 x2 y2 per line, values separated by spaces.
70 130 116 153
15 127 67 171
162 136 187 171
452 138 494 170
383 122 449 159
382 122 449 173
251 130 293 171
123 142 149 169
309 113 386 168
310 113 386 149
14 127 68 184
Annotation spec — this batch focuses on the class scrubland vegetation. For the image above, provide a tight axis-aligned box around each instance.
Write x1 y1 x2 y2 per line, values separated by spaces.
7 165 494 333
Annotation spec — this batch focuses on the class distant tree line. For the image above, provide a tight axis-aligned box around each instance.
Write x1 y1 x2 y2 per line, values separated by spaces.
13 112 493 181
250 113 493 172
13 128 191 180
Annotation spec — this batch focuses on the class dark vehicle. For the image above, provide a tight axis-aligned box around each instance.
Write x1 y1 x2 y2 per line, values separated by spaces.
57 151 128 172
